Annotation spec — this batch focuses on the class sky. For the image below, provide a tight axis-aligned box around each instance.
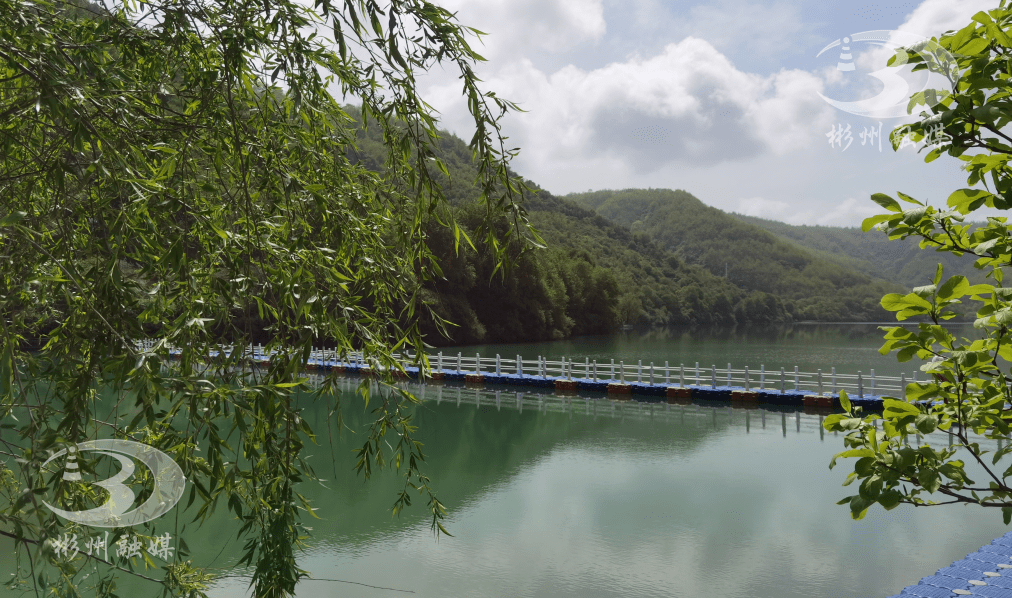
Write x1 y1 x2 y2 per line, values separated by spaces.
409 0 997 227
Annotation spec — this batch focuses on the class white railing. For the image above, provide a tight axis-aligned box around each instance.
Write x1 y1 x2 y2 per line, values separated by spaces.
142 341 930 399
404 351 919 399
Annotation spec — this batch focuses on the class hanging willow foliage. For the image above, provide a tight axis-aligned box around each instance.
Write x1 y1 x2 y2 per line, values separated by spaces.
0 0 534 595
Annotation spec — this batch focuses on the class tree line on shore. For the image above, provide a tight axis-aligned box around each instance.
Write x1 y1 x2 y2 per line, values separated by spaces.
348 123 903 346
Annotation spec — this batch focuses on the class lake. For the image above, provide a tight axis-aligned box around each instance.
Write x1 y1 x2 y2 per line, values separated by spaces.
204 324 1001 598
8 323 1005 598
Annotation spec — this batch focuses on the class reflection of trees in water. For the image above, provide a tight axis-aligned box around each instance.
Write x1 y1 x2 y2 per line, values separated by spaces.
287 378 811 548
637 322 980 344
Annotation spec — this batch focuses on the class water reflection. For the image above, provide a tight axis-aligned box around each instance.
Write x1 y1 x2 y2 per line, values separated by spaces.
3 370 1002 598
209 376 1008 598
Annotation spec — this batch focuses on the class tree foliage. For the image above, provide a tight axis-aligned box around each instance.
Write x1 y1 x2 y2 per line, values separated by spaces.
568 188 898 322
350 119 788 340
734 213 986 297
0 0 531 596
825 2 1012 522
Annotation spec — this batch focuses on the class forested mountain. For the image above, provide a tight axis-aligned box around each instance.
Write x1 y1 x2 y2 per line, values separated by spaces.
731 214 984 289
346 116 925 345
566 188 901 323
347 121 801 344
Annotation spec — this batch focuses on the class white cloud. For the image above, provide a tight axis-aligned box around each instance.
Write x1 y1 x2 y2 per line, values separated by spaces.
437 0 606 57
900 0 995 37
684 2 815 60
813 195 887 226
428 37 836 178
414 0 986 227
733 195 883 227
854 0 996 73
811 0 994 124
750 69 837 154
603 0 823 73
733 197 793 221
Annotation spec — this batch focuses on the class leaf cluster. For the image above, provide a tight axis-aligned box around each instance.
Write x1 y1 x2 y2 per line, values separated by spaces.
0 0 528 596
827 1 1012 524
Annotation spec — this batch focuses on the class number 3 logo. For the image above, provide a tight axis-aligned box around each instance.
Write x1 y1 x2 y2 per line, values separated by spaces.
42 440 186 528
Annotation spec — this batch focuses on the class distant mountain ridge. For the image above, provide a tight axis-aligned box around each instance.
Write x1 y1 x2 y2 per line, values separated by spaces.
348 119 804 343
565 188 900 322
349 115 923 342
729 213 983 290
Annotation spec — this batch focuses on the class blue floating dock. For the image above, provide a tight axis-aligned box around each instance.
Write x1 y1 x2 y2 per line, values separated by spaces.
165 348 892 410
888 531 1012 597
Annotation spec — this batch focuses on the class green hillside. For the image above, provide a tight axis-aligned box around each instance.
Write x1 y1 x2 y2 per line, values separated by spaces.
347 122 801 343
347 115 917 343
566 188 900 322
417 186 779 344
730 213 984 290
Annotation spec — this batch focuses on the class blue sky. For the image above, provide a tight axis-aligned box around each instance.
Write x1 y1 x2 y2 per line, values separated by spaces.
415 0 996 226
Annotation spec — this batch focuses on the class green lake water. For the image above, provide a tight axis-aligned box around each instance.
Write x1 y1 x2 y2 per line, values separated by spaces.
7 323 1008 597
210 375 1004 598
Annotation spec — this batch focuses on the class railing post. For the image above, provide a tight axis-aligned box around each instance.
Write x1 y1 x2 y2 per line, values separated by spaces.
760 365 765 390
780 367 785 394
567 357 572 381
620 361 625 383
650 362 654 386
437 351 442 372
593 360 597 381
794 366 799 391
611 359 615 380
476 353 480 374
585 357 589 380
457 352 461 374
711 365 716 389
696 362 700 385
665 361 670 385
496 354 501 375
831 367 836 393
517 354 522 376
870 369 876 394
726 363 731 387
858 371 864 398
745 366 750 391
818 369 823 396
637 360 642 383
680 364 685 387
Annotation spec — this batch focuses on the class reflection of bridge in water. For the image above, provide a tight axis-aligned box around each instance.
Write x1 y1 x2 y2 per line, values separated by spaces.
157 341 998 449
305 372 1000 452
308 370 829 436
156 343 1012 596
160 342 921 409
305 365 1012 598
294 348 922 410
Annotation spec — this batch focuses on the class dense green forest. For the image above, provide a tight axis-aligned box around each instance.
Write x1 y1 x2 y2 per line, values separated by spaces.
347 117 804 344
731 213 984 289
347 120 919 345
566 188 902 323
